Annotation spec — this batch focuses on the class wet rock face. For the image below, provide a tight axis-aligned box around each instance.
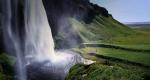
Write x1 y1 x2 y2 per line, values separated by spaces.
43 0 109 28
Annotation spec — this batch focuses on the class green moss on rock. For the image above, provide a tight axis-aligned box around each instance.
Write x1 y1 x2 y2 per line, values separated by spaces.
66 63 144 80
0 53 15 80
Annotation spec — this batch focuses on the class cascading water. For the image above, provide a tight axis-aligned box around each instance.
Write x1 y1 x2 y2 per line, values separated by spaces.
1 0 27 80
24 0 55 61
1 0 86 80
24 1 84 79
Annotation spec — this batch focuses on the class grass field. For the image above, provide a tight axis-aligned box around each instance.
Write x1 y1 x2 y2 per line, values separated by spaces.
134 27 150 33
67 16 150 79
75 47 150 66
70 15 150 66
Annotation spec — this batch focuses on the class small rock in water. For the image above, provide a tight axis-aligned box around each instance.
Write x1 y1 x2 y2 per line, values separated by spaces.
83 59 96 65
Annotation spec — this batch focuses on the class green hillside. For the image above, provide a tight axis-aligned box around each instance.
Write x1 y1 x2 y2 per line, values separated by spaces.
67 15 150 80
71 15 150 50
70 15 150 65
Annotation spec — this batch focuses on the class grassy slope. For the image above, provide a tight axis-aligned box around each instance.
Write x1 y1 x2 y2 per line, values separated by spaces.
70 15 150 66
71 15 150 50
67 15 150 79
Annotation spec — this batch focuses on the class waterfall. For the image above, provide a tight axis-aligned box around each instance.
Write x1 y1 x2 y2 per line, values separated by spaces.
1 0 84 80
1 0 27 80
24 0 55 61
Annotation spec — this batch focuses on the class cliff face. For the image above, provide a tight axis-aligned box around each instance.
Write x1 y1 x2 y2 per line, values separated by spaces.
43 0 109 48
43 0 109 29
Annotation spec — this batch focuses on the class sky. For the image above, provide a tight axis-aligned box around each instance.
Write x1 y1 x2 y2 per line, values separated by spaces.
90 0 150 23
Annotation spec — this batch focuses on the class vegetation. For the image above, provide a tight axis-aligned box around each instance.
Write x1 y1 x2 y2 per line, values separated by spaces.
67 15 150 80
71 16 150 50
75 47 150 66
134 27 150 33
0 53 15 80
66 63 144 80
0 2 150 79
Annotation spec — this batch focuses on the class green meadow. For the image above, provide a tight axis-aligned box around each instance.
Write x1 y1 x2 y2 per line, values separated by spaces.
66 15 150 80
